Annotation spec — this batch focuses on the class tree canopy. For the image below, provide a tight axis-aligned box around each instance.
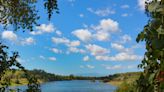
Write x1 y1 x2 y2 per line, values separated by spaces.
0 0 59 31
0 0 59 92
136 0 164 92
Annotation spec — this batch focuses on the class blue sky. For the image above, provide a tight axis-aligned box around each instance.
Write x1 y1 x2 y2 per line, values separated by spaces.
1 0 149 76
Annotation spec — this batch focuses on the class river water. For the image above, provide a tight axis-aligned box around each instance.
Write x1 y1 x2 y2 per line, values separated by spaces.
12 80 117 92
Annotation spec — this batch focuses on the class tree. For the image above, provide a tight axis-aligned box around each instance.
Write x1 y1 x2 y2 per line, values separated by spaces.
136 0 164 92
0 43 41 92
0 0 59 31
0 0 59 92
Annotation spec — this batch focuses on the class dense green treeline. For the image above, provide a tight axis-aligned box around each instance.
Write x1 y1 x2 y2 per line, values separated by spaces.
28 69 97 81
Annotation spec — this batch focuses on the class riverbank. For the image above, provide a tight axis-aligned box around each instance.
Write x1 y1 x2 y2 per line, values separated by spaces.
1 69 141 87
1 69 97 86
106 72 141 87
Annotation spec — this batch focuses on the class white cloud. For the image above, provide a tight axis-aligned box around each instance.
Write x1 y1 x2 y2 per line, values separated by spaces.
94 31 110 41
102 64 136 70
138 0 153 11
30 23 55 35
83 56 89 61
51 48 62 54
56 30 62 36
138 0 146 11
106 65 122 70
72 18 120 42
121 34 132 43
68 40 80 47
86 65 95 69
21 37 35 45
121 13 129 17
94 18 120 32
52 37 70 44
96 52 142 61
87 7 115 17
2 31 17 41
80 65 95 69
111 43 125 51
111 43 131 52
109 52 142 61
68 47 86 54
96 55 111 61
2 31 35 45
72 29 92 42
121 5 130 9
49 57 56 61
79 14 84 18
85 44 109 56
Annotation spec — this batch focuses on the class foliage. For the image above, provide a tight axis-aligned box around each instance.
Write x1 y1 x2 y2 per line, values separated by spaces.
136 0 164 92
0 0 58 31
0 0 59 91
0 43 41 92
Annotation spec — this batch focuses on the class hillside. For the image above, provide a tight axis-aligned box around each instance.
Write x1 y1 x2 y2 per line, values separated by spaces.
102 72 141 86
1 69 141 87
1 69 96 86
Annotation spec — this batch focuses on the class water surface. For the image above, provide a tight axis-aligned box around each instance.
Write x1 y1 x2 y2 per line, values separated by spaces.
13 80 116 92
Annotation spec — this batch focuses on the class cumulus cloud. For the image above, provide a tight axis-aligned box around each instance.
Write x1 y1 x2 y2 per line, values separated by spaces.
51 48 62 54
111 43 131 52
102 64 136 70
56 30 62 36
105 65 122 70
79 14 84 18
109 52 142 61
93 31 110 41
86 65 95 69
68 40 80 47
83 56 89 61
80 65 95 69
49 57 57 61
72 18 120 42
87 7 115 17
72 29 92 42
138 0 152 11
138 0 146 11
52 37 70 44
111 43 125 51
68 47 86 54
93 18 120 32
2 31 35 45
21 37 35 45
95 52 142 61
85 44 109 56
2 31 17 41
30 23 55 35
121 34 132 43
121 5 130 9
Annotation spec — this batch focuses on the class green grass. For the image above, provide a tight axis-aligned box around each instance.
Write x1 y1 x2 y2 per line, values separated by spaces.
105 72 141 92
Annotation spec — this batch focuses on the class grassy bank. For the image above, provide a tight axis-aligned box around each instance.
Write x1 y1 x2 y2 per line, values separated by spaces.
1 69 97 86
106 72 141 87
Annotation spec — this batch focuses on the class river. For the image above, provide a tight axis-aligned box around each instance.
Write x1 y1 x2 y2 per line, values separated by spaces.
13 80 117 92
